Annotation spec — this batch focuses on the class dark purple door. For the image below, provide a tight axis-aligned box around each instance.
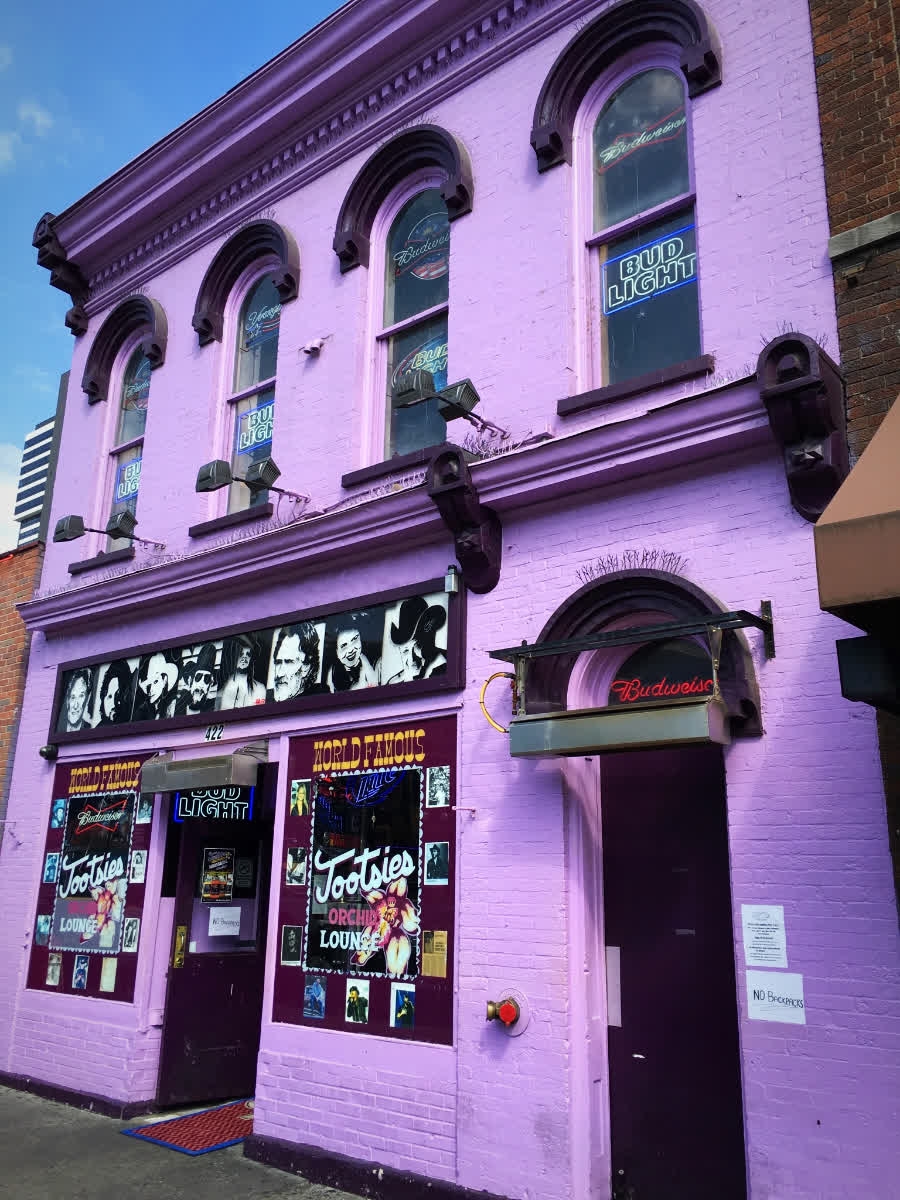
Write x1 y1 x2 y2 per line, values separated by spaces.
601 746 746 1200
157 809 272 1107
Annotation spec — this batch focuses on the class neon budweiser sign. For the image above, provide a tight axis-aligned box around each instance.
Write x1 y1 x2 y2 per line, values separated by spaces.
596 106 686 173
610 675 714 704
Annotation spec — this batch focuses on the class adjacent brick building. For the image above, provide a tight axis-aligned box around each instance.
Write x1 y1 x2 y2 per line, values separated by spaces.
0 543 43 823
809 0 900 910
3 2 899 1198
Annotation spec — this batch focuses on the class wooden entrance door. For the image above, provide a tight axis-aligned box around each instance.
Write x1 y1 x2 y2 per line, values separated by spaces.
601 746 746 1199
157 807 272 1107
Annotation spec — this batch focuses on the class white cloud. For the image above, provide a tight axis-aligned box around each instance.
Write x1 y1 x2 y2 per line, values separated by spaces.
0 131 19 170
0 46 11 72
0 443 22 554
18 101 54 137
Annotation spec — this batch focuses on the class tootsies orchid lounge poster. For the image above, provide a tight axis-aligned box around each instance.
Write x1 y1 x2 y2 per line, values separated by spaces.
49 580 463 744
273 715 456 1044
27 754 153 1002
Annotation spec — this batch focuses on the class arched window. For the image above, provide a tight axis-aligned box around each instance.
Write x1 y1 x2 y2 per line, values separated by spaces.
107 343 151 549
227 273 281 512
587 64 700 387
380 188 450 457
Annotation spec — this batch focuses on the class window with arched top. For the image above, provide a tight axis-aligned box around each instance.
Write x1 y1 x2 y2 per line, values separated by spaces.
227 273 281 512
107 344 152 549
586 63 700 387
380 187 451 457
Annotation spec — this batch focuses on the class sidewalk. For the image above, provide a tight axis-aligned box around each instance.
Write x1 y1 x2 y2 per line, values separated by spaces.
0 1086 357 1200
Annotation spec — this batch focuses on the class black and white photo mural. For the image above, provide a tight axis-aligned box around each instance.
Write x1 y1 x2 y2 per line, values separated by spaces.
51 583 460 740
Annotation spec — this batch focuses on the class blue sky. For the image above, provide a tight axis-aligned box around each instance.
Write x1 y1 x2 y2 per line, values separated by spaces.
0 0 343 549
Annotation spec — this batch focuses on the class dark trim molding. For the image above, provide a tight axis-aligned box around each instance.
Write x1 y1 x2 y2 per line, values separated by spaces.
757 332 848 523
68 546 136 576
81 296 168 405
557 354 714 416
528 569 762 735
188 502 274 538
530 0 722 172
192 219 300 346
341 442 454 488
244 1132 510 1200
0 1069 156 1120
333 125 474 273
32 212 89 337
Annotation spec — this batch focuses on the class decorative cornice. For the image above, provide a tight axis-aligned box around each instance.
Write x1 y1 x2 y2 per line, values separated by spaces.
81 296 168 405
192 219 299 346
44 0 610 312
22 377 772 637
757 332 848 523
32 212 89 336
333 125 473 272
530 0 721 171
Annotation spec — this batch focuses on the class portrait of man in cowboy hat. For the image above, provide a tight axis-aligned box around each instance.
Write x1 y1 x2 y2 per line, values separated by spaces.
133 651 179 721
384 595 448 685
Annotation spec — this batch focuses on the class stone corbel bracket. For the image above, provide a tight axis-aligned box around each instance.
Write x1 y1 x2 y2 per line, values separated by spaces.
426 445 501 594
757 332 848 523
33 212 90 336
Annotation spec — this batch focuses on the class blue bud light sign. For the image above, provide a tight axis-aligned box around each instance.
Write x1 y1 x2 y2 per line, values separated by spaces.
114 458 141 504
603 224 697 315
235 401 274 457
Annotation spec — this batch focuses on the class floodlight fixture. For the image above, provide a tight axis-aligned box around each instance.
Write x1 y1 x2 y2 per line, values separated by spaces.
52 512 166 550
194 456 311 505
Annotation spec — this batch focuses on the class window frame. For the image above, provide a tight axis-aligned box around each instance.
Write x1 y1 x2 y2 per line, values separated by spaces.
362 167 451 467
213 259 283 517
574 46 700 393
102 330 154 553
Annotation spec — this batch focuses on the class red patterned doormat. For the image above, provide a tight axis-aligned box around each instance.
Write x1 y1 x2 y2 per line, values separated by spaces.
122 1098 254 1155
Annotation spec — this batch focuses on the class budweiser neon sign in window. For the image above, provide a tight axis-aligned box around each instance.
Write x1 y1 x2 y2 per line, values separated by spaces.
608 638 714 706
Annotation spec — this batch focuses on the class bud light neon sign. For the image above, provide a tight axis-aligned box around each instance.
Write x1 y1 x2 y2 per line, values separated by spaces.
235 401 274 456
603 225 697 315
114 458 141 503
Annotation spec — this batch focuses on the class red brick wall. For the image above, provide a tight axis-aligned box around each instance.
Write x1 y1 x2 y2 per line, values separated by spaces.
0 543 43 820
809 0 900 459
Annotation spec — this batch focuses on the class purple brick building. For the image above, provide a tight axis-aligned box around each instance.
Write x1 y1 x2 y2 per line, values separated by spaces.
3 1 899 1197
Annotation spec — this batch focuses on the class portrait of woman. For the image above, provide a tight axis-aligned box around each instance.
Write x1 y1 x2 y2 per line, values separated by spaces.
57 667 94 733
95 660 135 726
217 632 268 710
324 610 381 692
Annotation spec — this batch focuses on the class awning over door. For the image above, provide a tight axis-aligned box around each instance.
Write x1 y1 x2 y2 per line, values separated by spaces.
815 395 900 636
141 750 262 793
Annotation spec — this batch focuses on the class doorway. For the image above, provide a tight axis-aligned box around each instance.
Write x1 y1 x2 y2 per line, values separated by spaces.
157 781 273 1108
601 745 746 1199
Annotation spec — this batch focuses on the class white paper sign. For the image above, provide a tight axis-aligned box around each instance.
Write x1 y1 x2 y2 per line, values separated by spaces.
741 904 788 968
747 970 806 1024
207 906 241 937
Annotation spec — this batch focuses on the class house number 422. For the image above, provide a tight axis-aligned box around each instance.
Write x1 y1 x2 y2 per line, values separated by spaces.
204 724 224 742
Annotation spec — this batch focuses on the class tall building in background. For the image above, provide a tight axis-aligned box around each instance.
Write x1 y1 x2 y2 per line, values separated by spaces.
14 415 55 546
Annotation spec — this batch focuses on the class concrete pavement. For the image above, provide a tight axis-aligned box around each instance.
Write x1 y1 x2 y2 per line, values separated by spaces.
0 1086 358 1200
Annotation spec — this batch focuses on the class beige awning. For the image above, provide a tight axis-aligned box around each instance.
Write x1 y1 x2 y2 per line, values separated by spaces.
508 697 730 757
141 751 262 793
815 395 900 634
